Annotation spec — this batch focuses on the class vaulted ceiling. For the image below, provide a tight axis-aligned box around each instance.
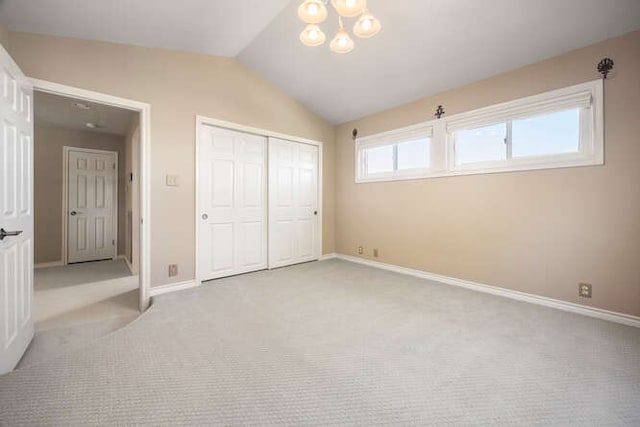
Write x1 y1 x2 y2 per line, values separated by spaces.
2 0 640 124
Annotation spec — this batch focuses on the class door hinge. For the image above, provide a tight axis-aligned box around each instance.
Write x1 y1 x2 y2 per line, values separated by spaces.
112 239 115 245
113 163 116 170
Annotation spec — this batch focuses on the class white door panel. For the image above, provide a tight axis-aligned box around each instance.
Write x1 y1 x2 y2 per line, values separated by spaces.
67 149 117 263
297 220 314 258
199 126 267 281
0 45 33 374
210 222 234 275
268 138 319 269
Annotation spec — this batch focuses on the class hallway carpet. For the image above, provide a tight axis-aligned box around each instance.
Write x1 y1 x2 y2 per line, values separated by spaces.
1 259 639 425
18 259 139 368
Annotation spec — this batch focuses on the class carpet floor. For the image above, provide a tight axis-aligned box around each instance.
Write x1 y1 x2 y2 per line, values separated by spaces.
1 259 639 425
17 260 139 368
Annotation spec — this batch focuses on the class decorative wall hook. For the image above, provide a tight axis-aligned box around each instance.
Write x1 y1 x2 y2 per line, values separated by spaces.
597 58 614 79
352 128 358 140
434 105 445 119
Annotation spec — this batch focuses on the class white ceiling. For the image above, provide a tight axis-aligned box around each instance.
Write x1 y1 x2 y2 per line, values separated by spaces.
0 0 291 57
35 91 136 136
3 0 640 124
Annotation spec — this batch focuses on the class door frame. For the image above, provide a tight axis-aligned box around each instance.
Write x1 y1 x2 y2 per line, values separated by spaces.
31 79 152 311
194 115 324 286
62 146 119 264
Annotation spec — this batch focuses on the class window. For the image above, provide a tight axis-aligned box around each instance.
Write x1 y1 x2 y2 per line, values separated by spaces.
453 108 581 166
397 138 430 170
454 122 507 165
358 124 433 181
511 109 580 157
365 144 394 174
355 80 603 183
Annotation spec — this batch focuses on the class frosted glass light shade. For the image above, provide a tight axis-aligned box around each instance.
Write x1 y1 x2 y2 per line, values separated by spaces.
298 0 328 24
300 24 326 46
331 0 367 17
330 28 354 53
353 12 381 38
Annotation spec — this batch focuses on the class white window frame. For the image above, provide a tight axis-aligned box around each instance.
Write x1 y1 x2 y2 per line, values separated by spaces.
355 80 604 183
356 122 435 183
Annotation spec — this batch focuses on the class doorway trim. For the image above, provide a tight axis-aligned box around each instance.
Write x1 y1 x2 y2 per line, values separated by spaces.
62 146 119 264
194 115 324 286
31 78 152 311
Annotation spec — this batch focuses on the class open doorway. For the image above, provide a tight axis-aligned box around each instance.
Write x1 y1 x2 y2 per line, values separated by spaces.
18 84 149 367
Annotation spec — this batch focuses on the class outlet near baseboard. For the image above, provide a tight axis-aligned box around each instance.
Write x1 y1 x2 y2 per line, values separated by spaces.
168 264 178 277
579 283 592 298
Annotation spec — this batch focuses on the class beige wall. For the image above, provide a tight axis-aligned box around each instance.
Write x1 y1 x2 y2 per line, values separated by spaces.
9 27 639 316
335 30 640 317
8 32 336 287
34 123 128 264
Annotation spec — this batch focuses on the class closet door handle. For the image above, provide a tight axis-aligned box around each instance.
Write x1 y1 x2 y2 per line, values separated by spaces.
313 211 318 216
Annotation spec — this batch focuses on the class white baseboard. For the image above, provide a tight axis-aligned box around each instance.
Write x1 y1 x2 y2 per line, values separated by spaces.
34 261 64 269
319 252 337 261
149 280 198 297
118 255 134 275
332 254 640 328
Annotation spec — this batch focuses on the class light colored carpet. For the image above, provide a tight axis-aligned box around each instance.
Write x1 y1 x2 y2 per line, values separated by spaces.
33 259 137 326
1 259 639 425
17 260 139 368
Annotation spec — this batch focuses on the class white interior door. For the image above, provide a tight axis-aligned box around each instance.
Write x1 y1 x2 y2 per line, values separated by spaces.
198 125 267 282
0 45 34 374
67 148 117 263
268 138 319 269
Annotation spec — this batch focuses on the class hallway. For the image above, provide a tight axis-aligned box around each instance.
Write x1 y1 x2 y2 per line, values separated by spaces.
18 260 139 368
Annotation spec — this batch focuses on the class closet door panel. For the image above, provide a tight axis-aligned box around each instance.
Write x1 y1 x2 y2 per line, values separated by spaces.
198 126 267 282
268 138 319 269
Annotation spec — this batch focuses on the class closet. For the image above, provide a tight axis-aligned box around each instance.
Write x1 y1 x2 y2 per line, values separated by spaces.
197 124 320 282
268 138 319 269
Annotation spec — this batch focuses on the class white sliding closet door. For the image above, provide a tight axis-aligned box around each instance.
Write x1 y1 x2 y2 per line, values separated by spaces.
268 137 319 269
198 126 267 282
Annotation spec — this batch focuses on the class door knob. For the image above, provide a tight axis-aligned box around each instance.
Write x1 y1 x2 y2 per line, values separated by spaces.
313 211 318 215
202 213 209 220
0 228 23 241
70 211 82 216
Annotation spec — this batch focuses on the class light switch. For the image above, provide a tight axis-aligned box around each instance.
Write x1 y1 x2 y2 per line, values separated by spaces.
166 174 180 187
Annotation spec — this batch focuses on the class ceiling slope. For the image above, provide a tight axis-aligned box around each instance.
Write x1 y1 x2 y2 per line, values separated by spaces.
0 0 291 57
238 0 640 124
2 0 640 124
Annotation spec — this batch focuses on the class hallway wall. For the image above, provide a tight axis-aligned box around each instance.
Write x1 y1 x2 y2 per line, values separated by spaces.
34 122 128 264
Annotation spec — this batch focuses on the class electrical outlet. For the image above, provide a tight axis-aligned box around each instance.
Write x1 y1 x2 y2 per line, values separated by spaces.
168 264 178 277
166 174 180 187
373 249 379 258
579 283 592 298
357 246 364 255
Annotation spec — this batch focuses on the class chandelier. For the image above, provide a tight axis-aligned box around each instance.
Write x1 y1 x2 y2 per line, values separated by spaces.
298 0 381 53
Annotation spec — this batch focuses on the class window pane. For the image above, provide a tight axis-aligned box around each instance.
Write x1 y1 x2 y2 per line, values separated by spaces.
455 123 507 165
397 138 430 171
512 109 580 158
365 145 393 175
